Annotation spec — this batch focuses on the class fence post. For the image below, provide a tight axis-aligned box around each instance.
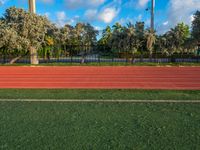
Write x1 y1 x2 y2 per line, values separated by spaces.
98 53 100 63
70 45 72 63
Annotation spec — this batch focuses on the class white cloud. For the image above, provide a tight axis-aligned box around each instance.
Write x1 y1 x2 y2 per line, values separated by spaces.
138 0 150 8
55 13 80 27
137 14 143 21
124 0 150 9
66 16 80 25
118 17 134 25
190 15 195 23
56 11 66 21
98 7 119 23
157 0 200 34
0 0 8 5
89 0 106 7
41 0 54 4
163 21 169 26
84 9 98 20
83 0 121 24
56 11 67 27
94 26 102 31
145 19 150 27
168 0 200 26
66 19 75 25
65 0 106 9
118 14 141 26
44 12 50 18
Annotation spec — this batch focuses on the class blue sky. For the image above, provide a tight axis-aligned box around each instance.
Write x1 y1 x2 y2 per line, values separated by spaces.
0 0 200 34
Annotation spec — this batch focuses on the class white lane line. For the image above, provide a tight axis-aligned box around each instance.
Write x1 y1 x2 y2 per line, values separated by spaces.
0 99 200 103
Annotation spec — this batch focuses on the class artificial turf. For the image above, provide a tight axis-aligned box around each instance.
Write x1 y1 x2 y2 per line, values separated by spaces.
0 89 199 100
0 89 199 149
0 102 200 149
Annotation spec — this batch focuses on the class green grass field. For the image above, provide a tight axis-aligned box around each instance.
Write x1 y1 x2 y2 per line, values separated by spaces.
0 89 200 149
0 102 200 149
0 89 200 100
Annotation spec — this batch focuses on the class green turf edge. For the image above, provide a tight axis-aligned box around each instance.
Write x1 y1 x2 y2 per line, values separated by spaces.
0 62 200 66
0 89 199 100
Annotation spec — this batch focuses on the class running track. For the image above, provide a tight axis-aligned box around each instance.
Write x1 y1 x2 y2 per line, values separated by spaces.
0 66 199 90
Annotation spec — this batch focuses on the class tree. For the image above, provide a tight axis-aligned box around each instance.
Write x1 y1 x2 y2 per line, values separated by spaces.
72 23 98 63
0 21 29 64
101 26 112 45
174 23 189 51
124 22 137 63
39 35 54 61
110 22 123 52
98 26 112 54
158 23 189 57
155 35 167 55
135 22 145 60
81 23 98 63
73 23 85 46
50 24 74 59
1 7 52 64
192 11 200 44
60 24 74 49
83 23 98 46
145 29 156 60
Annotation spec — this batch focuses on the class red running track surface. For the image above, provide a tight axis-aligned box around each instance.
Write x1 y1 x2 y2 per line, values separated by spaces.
0 66 199 90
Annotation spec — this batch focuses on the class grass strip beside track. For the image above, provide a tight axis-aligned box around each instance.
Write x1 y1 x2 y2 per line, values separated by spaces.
1 62 200 66
0 102 200 149
0 89 199 100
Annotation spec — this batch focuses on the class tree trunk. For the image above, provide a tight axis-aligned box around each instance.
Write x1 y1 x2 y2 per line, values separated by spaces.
140 52 143 62
131 54 135 64
9 56 22 64
81 53 86 64
81 49 86 64
30 46 39 65
81 56 85 64
9 51 29 64
149 53 153 62
3 48 7 64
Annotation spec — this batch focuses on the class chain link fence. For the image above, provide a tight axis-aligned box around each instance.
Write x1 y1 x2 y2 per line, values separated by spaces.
1 45 200 64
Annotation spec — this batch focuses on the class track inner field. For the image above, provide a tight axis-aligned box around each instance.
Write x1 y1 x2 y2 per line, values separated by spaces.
0 66 199 89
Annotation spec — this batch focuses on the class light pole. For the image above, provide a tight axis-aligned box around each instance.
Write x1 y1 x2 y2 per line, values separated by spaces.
29 0 36 13
29 0 39 64
151 0 155 31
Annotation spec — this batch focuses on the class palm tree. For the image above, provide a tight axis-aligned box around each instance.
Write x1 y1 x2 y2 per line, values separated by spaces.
102 26 112 39
145 29 156 60
192 11 200 45
41 35 54 61
111 22 123 53
125 22 136 63
135 22 145 61
163 23 190 59
98 26 112 54
101 26 112 45
155 35 167 56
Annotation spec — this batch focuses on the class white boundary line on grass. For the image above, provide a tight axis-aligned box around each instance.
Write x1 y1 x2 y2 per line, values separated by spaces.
0 99 200 103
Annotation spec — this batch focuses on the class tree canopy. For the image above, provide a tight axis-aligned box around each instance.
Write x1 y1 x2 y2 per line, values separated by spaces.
192 11 200 44
0 7 199 64
0 7 52 64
